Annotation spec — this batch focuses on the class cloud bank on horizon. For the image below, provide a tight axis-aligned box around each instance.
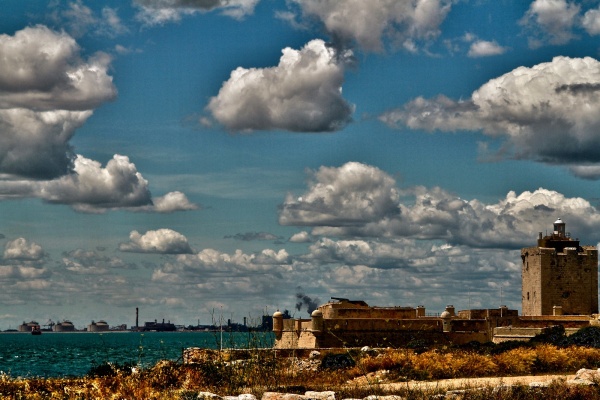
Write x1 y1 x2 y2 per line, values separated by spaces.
2 0 600 328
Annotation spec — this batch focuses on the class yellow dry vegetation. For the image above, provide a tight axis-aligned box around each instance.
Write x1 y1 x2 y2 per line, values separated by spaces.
1 345 600 399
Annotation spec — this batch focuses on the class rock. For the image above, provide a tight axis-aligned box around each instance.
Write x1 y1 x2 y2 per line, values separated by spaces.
364 396 404 400
261 392 285 400
528 381 551 388
290 358 321 372
360 346 371 352
305 391 335 400
283 395 307 400
262 392 305 400
309 351 321 359
567 368 600 386
567 378 596 386
576 368 600 381
197 392 222 400
239 394 258 400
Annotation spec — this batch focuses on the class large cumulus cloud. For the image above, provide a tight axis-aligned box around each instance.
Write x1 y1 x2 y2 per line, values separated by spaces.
0 26 196 213
280 162 600 248
0 26 116 179
134 0 259 24
279 162 400 227
380 56 600 179
207 39 354 132
287 0 452 52
0 155 197 213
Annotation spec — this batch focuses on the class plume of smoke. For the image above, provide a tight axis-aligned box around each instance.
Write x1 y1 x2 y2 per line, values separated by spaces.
295 287 320 315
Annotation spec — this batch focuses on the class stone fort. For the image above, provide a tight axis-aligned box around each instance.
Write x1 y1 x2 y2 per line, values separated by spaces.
522 218 598 316
273 219 600 349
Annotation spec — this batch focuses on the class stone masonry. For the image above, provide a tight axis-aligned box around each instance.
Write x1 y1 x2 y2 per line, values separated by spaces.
521 218 598 316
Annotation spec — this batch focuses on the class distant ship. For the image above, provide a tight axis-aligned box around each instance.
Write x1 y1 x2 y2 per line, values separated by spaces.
31 325 41 335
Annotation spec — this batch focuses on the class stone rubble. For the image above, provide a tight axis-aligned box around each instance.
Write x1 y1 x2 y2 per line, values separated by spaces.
567 368 600 386
187 373 600 400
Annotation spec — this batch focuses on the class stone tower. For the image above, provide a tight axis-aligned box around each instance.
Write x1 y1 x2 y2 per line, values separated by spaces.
521 218 598 316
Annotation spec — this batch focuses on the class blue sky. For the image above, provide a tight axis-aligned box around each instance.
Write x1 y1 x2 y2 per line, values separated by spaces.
2 0 600 330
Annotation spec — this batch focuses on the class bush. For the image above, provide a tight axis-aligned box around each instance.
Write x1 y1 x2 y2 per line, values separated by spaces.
566 326 600 348
493 347 538 375
319 353 355 371
530 325 568 346
87 361 136 377
490 340 528 355
531 344 570 373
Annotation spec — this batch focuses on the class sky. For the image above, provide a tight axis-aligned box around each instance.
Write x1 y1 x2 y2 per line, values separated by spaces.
2 0 600 330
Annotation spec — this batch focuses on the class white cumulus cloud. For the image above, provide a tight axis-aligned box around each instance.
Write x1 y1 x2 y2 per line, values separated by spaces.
4 238 45 261
289 231 313 243
38 154 152 212
207 39 354 132
582 7 600 35
148 191 198 213
380 56 600 178
279 162 600 249
0 155 197 213
467 40 507 57
288 0 453 52
134 0 259 24
0 26 116 179
119 229 193 254
279 162 400 227
520 0 580 47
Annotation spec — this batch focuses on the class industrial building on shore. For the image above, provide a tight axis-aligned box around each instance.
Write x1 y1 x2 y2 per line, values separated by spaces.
273 218 600 349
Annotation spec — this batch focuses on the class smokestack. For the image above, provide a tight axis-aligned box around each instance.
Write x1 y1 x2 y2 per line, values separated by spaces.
136 307 139 328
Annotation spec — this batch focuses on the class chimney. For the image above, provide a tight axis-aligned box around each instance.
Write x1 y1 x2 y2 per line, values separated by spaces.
136 307 139 328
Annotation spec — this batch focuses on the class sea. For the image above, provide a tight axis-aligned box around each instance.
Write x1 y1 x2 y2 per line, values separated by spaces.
0 331 274 378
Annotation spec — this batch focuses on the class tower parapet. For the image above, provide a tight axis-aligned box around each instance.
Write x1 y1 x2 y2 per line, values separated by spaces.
536 218 578 252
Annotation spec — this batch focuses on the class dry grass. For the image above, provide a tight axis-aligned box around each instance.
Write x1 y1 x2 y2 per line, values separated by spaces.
2 344 600 399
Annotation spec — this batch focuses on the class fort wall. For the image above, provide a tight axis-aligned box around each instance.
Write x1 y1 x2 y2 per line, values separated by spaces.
273 219 599 349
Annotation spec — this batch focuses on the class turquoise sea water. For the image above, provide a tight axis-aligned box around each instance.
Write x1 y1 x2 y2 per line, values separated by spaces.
0 331 274 378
